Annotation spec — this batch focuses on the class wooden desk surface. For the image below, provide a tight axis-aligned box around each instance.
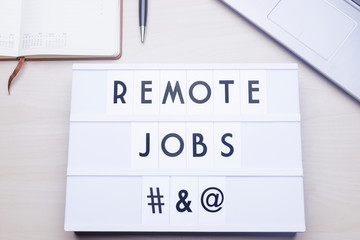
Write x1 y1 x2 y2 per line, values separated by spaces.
0 0 359 239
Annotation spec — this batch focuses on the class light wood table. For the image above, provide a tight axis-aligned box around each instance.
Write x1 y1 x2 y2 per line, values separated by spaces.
1 1 359 239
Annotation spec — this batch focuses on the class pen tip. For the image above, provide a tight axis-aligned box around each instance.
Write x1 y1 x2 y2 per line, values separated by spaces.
140 26 145 43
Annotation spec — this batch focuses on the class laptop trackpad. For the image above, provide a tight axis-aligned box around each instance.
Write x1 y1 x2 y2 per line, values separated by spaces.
268 0 356 60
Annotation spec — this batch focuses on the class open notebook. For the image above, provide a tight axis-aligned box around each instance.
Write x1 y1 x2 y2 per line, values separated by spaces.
0 0 122 59
0 0 122 91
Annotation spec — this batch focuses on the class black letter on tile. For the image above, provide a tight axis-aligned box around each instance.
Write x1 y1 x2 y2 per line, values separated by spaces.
248 80 260 104
221 133 234 157
139 133 150 157
161 133 184 157
189 81 211 104
219 80 234 103
193 133 207 157
141 81 152 104
113 81 127 104
162 81 185 104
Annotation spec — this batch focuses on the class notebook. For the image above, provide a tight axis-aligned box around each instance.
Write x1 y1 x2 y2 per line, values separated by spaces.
0 0 122 60
65 64 305 232
220 0 360 102
1 0 122 91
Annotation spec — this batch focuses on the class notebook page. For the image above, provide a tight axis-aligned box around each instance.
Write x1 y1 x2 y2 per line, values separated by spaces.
18 0 119 57
0 0 22 57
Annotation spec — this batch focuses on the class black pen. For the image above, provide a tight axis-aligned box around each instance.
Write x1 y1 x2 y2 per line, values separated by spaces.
139 0 147 43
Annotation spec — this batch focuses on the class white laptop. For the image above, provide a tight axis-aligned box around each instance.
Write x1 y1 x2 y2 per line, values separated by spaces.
220 0 360 102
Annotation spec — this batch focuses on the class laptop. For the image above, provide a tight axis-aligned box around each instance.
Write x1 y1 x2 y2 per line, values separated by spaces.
220 0 360 102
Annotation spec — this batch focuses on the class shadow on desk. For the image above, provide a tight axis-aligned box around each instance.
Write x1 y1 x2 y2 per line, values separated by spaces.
74 232 297 239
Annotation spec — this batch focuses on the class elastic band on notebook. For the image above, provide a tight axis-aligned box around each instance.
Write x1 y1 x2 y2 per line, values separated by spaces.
8 57 25 95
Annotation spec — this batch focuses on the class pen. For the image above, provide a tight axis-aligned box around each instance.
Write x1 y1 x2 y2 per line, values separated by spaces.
139 0 147 43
